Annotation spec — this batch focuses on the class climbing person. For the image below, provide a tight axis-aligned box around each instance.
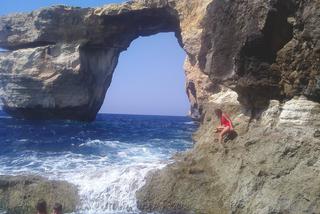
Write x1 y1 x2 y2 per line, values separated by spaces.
214 108 234 144
52 203 63 214
36 199 48 214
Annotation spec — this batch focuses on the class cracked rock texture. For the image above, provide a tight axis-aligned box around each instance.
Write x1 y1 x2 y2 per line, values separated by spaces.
0 0 320 213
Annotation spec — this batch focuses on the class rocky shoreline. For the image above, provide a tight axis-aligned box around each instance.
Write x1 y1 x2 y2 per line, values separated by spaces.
0 0 319 213
137 99 320 213
0 175 79 214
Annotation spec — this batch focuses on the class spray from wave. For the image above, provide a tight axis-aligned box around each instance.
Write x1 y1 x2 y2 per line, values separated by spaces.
0 113 197 213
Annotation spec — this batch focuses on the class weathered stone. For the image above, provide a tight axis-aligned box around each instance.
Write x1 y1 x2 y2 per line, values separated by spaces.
260 100 281 128
278 96 320 127
276 0 320 102
137 125 320 214
0 0 320 213
0 175 79 214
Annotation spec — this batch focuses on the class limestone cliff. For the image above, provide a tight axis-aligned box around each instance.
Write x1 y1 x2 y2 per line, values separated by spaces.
0 0 319 213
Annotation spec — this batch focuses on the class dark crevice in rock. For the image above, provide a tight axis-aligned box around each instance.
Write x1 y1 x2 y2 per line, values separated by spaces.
0 41 56 51
186 81 202 121
198 0 297 117
276 0 320 103
235 0 296 114
198 0 241 77
239 1 295 66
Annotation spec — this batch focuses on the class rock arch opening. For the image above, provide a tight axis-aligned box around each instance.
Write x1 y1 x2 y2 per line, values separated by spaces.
76 6 184 121
99 32 188 116
0 4 187 121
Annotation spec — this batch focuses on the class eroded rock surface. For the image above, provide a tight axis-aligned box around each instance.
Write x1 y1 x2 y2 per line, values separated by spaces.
0 0 320 213
0 175 79 214
137 97 320 213
138 124 320 214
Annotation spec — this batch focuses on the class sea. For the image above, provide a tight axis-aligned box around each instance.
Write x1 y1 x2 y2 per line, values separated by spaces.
0 111 197 214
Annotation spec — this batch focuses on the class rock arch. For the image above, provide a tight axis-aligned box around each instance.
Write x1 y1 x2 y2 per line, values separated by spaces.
0 3 184 121
0 0 318 123
1 1 320 213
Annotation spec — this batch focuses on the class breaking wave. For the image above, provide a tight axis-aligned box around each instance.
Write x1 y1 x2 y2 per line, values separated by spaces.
0 113 197 213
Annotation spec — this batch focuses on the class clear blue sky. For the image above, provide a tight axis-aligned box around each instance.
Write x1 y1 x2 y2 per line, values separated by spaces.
0 0 189 116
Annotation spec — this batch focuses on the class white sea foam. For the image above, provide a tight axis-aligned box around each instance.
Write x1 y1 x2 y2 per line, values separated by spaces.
0 116 11 119
0 113 197 214
79 140 121 148
69 163 165 213
0 140 172 213
59 152 166 213
184 121 195 125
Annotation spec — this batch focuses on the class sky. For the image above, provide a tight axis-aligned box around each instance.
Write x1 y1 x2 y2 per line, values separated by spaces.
0 0 189 116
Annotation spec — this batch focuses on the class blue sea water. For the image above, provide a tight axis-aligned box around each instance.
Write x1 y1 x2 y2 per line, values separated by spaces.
0 111 197 214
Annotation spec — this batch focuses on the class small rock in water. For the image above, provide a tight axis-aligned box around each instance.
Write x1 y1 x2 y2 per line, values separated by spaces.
0 175 79 214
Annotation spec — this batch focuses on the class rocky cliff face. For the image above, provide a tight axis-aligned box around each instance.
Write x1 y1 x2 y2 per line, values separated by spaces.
0 0 319 213
137 96 320 214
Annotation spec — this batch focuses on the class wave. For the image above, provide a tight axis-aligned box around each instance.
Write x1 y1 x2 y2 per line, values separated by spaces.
0 114 197 213
79 140 121 148
184 121 195 125
70 163 165 213
0 149 168 213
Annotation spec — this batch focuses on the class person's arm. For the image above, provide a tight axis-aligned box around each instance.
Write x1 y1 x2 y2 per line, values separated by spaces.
215 116 223 132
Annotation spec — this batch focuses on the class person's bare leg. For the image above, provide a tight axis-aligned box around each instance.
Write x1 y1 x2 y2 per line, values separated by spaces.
219 126 230 144
216 126 224 133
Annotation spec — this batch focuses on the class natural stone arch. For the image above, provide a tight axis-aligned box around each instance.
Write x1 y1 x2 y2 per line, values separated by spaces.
1 0 317 123
1 1 320 214
0 4 184 121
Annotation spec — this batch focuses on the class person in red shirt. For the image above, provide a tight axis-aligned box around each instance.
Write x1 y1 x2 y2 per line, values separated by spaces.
214 109 234 144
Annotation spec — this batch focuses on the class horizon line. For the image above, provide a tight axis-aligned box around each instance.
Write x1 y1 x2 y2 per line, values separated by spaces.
0 109 190 118
98 112 190 117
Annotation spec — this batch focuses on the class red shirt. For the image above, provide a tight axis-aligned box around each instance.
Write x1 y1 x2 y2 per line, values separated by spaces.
221 114 232 128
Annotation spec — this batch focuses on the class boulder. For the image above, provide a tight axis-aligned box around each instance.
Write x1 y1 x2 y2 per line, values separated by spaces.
0 175 79 214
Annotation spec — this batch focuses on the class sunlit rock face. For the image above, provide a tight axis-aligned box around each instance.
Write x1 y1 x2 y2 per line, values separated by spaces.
0 0 319 120
0 0 320 213
3 0 317 121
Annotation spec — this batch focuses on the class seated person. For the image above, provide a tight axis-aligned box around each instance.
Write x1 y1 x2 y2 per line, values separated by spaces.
214 109 234 144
